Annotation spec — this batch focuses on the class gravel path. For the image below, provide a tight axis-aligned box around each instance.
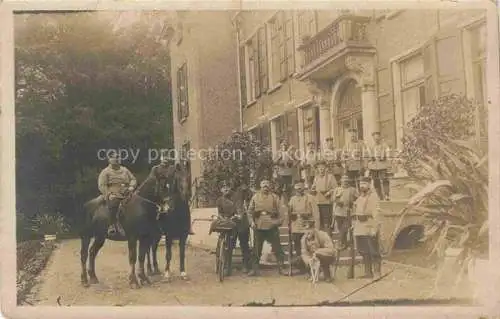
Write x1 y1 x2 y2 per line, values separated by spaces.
24 239 472 306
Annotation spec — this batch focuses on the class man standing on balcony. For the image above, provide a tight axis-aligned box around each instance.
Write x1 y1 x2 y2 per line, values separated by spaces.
367 132 390 201
352 177 382 279
247 179 285 277
343 128 366 191
323 137 344 185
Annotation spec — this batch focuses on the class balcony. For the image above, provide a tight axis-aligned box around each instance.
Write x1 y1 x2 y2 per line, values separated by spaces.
296 15 375 81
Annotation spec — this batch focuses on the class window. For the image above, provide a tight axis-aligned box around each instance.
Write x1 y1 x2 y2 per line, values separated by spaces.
400 54 427 124
245 27 268 103
297 10 317 39
177 63 189 123
269 11 295 85
471 23 487 105
249 123 271 147
273 110 299 151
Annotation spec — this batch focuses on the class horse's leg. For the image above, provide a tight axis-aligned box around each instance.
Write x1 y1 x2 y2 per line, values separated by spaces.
128 237 139 289
137 236 151 286
80 235 91 287
87 235 105 284
146 246 153 276
152 235 161 274
163 235 173 281
179 233 189 280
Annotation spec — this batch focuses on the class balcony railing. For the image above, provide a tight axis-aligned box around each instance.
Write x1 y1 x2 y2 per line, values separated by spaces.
299 15 371 67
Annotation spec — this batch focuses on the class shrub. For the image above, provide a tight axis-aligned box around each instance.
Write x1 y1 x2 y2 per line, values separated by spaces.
29 212 70 235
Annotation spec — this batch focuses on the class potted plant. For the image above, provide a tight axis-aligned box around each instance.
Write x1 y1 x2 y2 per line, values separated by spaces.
389 132 488 304
30 212 70 241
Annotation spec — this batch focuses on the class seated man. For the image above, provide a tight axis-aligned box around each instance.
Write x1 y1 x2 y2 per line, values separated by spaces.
97 153 137 237
300 220 336 282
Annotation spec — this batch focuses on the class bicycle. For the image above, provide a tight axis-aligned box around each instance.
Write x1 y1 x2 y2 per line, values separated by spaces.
210 215 239 282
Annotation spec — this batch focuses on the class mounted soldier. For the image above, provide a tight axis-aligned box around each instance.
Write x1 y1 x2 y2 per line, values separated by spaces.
97 153 137 237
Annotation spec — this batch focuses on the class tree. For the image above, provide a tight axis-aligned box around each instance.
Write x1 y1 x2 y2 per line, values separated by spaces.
15 12 175 229
198 131 273 206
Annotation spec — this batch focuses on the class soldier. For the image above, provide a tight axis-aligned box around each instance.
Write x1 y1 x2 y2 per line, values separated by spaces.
323 137 344 185
343 128 366 191
352 176 382 279
98 153 137 237
273 139 297 200
311 160 337 234
247 179 285 276
301 141 318 189
288 180 320 274
367 132 390 201
332 175 358 249
216 184 251 275
300 220 336 282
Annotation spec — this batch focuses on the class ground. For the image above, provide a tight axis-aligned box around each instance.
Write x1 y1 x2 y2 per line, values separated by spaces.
22 239 473 306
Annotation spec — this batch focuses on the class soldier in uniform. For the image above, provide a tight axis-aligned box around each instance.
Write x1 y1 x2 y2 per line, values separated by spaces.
98 153 137 237
288 180 319 274
323 137 344 185
216 184 251 275
247 179 285 276
301 141 318 189
352 177 382 278
367 132 390 201
343 128 366 191
311 160 337 234
332 175 358 249
300 220 336 282
273 139 297 200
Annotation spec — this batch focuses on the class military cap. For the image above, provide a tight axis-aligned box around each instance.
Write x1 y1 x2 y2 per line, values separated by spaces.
371 131 381 136
348 128 358 133
325 137 334 142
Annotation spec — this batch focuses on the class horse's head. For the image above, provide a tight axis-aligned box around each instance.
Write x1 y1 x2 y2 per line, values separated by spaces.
153 162 190 212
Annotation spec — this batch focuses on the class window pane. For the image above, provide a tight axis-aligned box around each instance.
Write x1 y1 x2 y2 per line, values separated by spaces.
436 36 459 77
402 86 420 123
402 54 424 85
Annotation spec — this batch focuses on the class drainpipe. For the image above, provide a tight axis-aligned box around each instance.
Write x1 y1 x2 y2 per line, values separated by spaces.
232 12 244 132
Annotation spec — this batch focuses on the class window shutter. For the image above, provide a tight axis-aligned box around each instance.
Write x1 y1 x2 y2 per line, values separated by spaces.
435 29 464 96
177 67 183 122
286 110 299 148
183 64 189 118
239 45 247 107
258 26 268 92
285 12 295 76
261 122 271 147
252 36 261 98
422 41 435 103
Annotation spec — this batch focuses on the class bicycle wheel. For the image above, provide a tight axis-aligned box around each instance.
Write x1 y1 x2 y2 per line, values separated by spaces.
215 235 223 274
217 234 227 282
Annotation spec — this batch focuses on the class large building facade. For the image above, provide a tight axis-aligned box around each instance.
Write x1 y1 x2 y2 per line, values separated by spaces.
171 9 487 184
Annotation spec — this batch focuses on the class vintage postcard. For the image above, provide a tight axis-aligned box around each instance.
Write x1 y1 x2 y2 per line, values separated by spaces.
1 0 499 318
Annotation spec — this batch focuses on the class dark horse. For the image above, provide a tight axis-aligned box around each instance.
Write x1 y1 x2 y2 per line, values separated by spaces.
146 163 192 281
80 170 170 288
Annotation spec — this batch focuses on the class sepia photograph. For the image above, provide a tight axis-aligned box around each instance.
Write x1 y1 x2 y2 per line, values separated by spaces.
1 1 499 317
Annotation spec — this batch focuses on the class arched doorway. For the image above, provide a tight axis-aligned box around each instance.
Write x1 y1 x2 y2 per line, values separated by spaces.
336 79 363 147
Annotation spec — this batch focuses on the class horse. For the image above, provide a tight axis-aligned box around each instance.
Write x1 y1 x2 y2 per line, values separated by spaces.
79 169 170 289
146 163 192 281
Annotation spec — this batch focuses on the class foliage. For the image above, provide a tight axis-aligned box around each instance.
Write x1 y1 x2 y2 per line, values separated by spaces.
199 131 273 205
400 94 485 175
15 12 174 227
29 212 71 235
